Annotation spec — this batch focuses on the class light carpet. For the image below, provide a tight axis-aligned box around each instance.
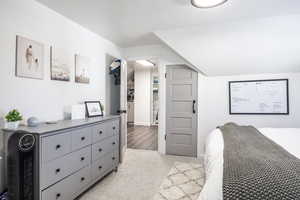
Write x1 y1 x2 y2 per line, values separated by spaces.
153 162 205 200
78 149 201 200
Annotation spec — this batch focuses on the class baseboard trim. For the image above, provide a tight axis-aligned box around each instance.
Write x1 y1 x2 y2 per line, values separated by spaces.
134 122 151 126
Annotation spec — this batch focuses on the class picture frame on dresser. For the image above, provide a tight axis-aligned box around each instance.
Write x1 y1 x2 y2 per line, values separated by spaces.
85 101 103 117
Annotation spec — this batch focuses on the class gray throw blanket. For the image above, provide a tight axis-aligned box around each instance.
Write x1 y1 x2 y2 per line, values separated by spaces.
219 123 300 200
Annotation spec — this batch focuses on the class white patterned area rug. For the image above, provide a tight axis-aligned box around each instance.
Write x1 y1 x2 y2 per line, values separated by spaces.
153 162 205 200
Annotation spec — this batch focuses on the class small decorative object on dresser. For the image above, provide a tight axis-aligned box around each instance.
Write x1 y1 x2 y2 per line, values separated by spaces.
85 101 103 118
27 117 39 127
4 109 23 130
71 104 86 120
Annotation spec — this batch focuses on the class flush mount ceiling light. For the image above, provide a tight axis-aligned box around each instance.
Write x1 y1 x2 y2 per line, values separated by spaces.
136 60 155 67
191 0 228 8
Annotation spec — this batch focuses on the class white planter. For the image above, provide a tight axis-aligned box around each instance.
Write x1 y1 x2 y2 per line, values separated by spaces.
4 121 20 130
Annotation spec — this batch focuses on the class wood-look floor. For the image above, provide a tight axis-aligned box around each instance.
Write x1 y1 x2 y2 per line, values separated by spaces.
127 125 158 151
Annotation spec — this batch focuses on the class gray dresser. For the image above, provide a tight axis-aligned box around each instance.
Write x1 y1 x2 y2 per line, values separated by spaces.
2 116 120 200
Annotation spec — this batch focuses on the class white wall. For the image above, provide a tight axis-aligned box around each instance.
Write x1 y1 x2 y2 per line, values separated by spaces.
134 64 152 126
197 72 300 156
0 0 121 121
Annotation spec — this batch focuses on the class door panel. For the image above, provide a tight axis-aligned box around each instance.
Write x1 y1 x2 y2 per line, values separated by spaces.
172 84 193 98
171 101 193 113
168 133 192 144
172 68 193 80
170 117 192 129
166 65 197 157
119 60 128 163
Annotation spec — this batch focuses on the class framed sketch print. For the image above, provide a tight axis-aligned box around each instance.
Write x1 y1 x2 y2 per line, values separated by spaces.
16 35 45 79
229 79 289 115
50 46 72 81
85 101 103 117
75 54 90 84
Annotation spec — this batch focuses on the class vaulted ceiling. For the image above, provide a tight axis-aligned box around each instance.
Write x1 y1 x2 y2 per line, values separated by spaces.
36 0 300 75
155 14 300 75
36 0 300 47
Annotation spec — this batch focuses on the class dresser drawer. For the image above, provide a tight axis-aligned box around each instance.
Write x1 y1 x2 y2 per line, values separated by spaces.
71 127 92 151
113 149 119 168
41 177 71 200
42 133 71 163
69 146 91 173
92 123 108 143
106 120 119 137
41 146 91 189
42 166 91 200
92 136 115 162
91 153 114 181
68 165 91 192
41 155 71 191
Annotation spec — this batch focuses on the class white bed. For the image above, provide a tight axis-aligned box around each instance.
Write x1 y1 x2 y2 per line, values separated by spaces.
198 128 300 200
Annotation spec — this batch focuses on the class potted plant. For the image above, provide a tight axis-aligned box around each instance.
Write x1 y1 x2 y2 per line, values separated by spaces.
4 109 23 130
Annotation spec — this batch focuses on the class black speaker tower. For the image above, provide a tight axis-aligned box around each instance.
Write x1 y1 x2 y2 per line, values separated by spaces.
7 131 38 200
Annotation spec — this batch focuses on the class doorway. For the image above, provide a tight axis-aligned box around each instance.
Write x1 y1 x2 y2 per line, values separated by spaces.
126 60 159 151
105 54 127 162
105 54 120 115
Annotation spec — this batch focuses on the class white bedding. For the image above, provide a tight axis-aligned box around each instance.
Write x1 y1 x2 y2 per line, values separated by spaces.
198 128 300 200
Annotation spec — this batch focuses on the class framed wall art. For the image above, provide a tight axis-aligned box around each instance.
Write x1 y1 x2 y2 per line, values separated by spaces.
229 79 289 115
16 35 45 79
50 46 72 81
75 54 90 84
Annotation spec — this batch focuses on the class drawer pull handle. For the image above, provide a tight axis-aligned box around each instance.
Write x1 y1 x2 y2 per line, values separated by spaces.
55 168 61 174
112 157 116 160
98 166 102 170
56 193 61 199
81 137 85 141
99 131 103 135
81 157 85 161
112 127 116 130
56 144 61 150
98 148 102 152
81 177 85 182
112 142 116 145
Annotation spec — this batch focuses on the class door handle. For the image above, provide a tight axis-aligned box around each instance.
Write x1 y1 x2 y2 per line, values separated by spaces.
55 168 61 174
192 100 196 114
117 110 127 114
